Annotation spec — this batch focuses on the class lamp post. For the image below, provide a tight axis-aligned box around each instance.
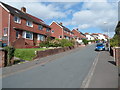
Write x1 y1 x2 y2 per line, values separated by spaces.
104 22 110 51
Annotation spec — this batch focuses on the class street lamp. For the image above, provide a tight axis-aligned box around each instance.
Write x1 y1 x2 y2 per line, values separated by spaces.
104 22 110 51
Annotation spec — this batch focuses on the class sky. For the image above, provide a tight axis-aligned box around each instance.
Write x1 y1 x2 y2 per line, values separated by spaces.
1 0 119 37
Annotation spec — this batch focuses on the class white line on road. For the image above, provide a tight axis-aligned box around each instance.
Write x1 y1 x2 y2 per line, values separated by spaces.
81 52 100 89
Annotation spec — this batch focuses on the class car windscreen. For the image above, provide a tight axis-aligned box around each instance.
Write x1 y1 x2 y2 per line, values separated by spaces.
96 44 104 46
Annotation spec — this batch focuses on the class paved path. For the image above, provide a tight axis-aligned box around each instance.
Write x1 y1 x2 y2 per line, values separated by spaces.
87 51 118 88
2 44 98 88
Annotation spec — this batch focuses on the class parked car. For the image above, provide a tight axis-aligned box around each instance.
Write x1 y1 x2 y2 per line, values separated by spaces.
95 43 105 51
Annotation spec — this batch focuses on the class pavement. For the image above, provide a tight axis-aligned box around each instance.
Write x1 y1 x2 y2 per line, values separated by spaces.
83 51 118 88
1 44 118 88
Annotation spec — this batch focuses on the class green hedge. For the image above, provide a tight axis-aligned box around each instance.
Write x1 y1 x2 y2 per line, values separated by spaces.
39 38 75 47
82 39 88 45
110 34 119 47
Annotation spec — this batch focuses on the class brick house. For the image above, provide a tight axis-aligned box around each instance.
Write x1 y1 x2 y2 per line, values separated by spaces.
50 21 74 40
72 28 86 44
0 2 53 48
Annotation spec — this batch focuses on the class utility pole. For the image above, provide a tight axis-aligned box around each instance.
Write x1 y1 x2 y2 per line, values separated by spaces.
104 22 110 51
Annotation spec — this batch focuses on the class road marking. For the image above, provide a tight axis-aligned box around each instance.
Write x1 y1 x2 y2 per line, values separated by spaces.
81 52 100 89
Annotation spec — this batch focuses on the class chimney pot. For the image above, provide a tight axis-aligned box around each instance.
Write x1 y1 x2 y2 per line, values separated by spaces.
60 22 62 25
21 7 26 13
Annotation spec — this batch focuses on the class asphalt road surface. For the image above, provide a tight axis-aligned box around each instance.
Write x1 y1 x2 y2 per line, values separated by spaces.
2 44 100 88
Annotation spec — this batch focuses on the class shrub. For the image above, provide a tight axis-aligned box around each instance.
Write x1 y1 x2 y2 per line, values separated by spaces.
4 46 15 66
60 39 74 47
82 39 88 45
110 35 119 47
39 38 75 48
49 39 61 47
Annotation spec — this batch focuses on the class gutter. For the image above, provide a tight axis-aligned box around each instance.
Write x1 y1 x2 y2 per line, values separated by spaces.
8 13 10 46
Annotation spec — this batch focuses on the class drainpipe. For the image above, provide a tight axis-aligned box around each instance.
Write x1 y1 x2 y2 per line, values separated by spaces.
62 28 64 39
7 14 10 46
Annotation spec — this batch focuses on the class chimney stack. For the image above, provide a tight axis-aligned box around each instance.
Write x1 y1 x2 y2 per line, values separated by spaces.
76 28 78 31
60 22 62 25
21 7 26 13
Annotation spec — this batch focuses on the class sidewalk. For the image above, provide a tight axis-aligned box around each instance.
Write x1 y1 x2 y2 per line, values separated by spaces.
88 51 118 88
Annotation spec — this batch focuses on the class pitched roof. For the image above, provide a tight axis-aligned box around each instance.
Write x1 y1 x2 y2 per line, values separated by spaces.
0 2 51 28
58 23 73 33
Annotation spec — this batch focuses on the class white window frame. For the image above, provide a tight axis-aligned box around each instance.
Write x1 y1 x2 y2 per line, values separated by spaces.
3 27 8 36
46 28 50 32
37 34 45 41
51 30 54 33
38 25 43 30
22 31 33 40
14 16 21 24
26 21 33 27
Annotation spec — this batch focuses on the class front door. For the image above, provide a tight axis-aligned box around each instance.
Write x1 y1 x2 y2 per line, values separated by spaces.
33 33 37 46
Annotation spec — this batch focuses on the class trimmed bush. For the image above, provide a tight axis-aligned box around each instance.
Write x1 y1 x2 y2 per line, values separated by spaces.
82 39 88 45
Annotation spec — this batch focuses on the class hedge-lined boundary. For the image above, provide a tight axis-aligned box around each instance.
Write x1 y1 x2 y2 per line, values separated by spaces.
34 46 76 59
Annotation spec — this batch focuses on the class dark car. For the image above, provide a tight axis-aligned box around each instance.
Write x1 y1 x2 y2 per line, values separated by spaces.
95 43 105 51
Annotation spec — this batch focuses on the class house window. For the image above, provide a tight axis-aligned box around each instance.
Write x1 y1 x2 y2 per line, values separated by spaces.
46 28 50 32
22 31 33 40
37 34 45 41
26 31 33 40
52 30 54 33
38 25 43 30
3 28 8 36
16 31 19 38
59 35 62 38
26 21 33 27
14 16 21 23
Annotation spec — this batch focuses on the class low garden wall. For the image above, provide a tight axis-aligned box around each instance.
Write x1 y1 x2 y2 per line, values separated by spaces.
34 46 76 59
113 47 120 66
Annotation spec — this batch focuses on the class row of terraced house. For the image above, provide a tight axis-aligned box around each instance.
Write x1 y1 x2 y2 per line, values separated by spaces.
1 2 102 48
0 2 87 48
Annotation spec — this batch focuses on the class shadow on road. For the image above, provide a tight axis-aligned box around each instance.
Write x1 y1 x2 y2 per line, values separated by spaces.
108 61 116 66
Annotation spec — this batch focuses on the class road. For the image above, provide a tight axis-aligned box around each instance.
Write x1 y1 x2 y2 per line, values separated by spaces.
2 44 100 88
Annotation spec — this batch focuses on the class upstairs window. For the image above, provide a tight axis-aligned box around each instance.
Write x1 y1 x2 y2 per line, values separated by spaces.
52 30 54 33
38 25 43 30
14 16 21 23
46 28 50 32
26 21 33 27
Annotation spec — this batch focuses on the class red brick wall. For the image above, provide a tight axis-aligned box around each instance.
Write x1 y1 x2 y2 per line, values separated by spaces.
72 29 80 38
63 32 73 39
7 14 51 46
114 47 120 66
50 22 63 39
1 5 9 44
0 6 2 40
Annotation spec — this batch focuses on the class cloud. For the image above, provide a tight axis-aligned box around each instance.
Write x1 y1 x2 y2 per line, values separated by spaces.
66 1 118 33
1 1 66 20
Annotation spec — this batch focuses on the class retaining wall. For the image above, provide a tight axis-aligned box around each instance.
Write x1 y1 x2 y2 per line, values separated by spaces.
113 47 120 66
34 46 76 59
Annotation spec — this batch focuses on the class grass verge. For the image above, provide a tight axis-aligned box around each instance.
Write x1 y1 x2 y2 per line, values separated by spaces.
14 48 48 61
